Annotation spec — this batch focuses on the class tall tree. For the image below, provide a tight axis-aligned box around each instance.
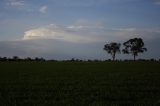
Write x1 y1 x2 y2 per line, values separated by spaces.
123 38 147 61
104 42 121 61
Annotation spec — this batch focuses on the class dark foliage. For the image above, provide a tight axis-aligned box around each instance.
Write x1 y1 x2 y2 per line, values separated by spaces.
104 42 121 61
122 38 147 61
0 56 45 62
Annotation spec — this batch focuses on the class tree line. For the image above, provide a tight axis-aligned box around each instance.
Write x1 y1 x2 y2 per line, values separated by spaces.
0 56 46 62
104 38 147 61
0 37 159 62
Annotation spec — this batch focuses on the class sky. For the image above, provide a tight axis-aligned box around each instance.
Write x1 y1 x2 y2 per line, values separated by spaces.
0 0 160 60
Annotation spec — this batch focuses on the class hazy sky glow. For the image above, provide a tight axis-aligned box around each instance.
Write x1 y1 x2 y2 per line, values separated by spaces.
0 0 160 59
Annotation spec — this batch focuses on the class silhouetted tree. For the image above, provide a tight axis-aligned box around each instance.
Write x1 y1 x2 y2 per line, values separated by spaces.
13 56 19 61
123 38 147 61
104 42 121 61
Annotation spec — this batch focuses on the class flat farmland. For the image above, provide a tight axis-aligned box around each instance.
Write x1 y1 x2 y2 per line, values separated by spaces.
0 61 160 105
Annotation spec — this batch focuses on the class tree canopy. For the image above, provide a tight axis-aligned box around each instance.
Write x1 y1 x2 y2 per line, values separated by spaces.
122 38 147 61
104 42 121 61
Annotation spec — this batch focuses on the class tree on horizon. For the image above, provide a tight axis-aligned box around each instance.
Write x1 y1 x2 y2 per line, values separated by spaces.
122 38 147 61
104 42 121 61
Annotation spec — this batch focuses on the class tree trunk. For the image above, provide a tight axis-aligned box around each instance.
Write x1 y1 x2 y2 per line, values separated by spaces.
134 54 136 61
112 53 116 61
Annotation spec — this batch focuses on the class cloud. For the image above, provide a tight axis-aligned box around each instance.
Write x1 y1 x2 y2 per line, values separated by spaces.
153 0 160 5
7 0 25 6
112 28 136 32
108 27 160 41
22 22 160 44
22 24 95 43
49 0 136 7
1 20 160 59
39 5 48 13
68 19 105 29
22 22 105 43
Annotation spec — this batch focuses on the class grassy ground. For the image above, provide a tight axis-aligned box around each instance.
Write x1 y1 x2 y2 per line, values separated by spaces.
0 61 160 105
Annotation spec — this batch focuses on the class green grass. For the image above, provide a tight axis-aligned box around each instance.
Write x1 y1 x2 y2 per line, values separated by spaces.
0 61 160 105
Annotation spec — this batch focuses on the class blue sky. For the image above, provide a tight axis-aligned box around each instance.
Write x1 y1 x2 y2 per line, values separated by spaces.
0 0 160 59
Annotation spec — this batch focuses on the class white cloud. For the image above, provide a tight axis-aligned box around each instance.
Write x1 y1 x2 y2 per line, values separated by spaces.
23 24 99 43
22 20 107 43
67 19 105 30
7 0 25 6
39 5 48 13
22 20 160 43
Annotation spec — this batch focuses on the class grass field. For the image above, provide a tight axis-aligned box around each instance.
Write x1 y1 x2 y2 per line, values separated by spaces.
0 61 160 105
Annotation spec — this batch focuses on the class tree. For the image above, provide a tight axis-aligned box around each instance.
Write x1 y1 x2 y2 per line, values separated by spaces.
13 56 19 61
122 38 147 61
104 42 121 61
